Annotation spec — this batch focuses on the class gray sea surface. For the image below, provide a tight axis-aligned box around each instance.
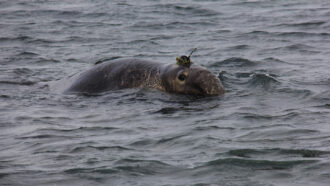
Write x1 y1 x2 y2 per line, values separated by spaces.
1 0 330 185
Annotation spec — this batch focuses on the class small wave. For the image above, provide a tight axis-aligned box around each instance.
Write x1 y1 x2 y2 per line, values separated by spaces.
193 125 235 132
234 72 254 78
83 12 109 18
314 103 330 109
214 29 232 34
63 36 109 44
310 90 330 102
211 57 257 67
150 35 175 41
245 30 330 38
35 57 61 64
279 149 330 158
152 4 219 17
275 21 326 28
268 44 320 54
113 159 176 175
153 107 180 114
0 35 33 42
284 44 316 51
229 1 263 6
276 31 330 37
204 158 317 169
32 126 118 134
263 57 293 65
226 44 251 50
0 80 36 86
236 128 320 142
64 167 118 174
17 51 39 57
130 20 213 30
0 173 9 179
70 145 132 153
277 87 312 99
5 9 83 19
227 148 330 158
129 138 155 147
156 134 186 145
0 35 62 44
120 39 160 46
240 111 299 121
247 73 280 89
217 71 250 90
52 20 113 27
246 30 270 36
0 94 10 99
12 67 33 75
17 134 74 139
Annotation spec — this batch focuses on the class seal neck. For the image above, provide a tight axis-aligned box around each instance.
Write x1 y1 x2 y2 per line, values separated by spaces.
141 62 165 91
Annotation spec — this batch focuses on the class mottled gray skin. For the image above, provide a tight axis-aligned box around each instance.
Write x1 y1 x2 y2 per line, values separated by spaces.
61 59 224 96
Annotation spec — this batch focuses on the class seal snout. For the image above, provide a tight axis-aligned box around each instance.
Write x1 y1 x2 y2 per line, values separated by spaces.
191 70 225 96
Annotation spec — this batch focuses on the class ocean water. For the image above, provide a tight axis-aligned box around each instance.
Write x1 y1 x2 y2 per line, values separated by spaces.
1 0 330 185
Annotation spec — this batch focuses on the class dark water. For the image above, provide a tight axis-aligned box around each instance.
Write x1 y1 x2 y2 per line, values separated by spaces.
1 0 330 185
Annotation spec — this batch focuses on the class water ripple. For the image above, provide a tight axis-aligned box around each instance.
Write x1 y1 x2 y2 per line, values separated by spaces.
211 57 258 67
227 148 330 158
204 158 317 170
1 0 330 185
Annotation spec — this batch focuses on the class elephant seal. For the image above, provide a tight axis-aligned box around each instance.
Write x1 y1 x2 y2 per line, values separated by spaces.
57 57 224 96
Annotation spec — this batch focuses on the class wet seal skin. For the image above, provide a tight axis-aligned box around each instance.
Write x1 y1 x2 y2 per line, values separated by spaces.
56 51 224 96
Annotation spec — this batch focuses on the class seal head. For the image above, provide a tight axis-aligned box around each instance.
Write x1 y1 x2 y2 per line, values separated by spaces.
161 63 224 96
160 49 224 96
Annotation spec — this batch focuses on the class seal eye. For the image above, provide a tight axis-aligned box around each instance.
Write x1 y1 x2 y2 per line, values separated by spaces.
178 74 186 81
